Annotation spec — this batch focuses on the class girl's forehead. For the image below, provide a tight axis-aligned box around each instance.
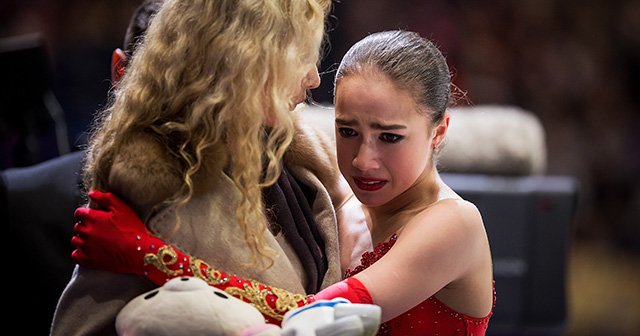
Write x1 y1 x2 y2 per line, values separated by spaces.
336 75 419 116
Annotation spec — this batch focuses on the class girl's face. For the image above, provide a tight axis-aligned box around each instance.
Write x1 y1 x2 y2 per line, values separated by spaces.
334 72 440 207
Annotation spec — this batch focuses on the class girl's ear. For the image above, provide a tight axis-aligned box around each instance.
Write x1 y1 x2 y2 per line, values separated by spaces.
432 112 450 150
111 48 127 86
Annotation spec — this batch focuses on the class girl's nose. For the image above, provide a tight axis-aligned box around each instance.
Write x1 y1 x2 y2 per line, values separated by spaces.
352 143 379 171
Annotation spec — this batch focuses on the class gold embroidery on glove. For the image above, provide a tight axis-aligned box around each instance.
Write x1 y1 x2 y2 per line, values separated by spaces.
144 245 183 276
224 280 308 321
191 259 308 321
146 246 308 321
271 287 309 312
189 259 229 285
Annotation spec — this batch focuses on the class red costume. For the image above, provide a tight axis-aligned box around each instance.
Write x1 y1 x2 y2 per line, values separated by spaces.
344 233 495 335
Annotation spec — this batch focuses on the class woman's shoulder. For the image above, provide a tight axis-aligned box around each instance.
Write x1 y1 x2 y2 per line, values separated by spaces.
108 132 183 216
287 110 345 207
288 110 337 171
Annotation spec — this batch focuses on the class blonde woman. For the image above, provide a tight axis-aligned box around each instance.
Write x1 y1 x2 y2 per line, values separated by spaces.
50 0 358 334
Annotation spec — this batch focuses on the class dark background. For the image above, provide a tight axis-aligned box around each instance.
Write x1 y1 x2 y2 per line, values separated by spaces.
1 1 638 335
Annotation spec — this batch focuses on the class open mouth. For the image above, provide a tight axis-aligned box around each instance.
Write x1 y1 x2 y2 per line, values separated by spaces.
353 177 386 191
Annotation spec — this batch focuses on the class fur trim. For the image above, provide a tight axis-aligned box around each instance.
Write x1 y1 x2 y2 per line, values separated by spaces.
285 106 347 208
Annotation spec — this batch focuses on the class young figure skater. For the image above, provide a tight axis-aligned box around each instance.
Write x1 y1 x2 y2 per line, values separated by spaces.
73 30 495 335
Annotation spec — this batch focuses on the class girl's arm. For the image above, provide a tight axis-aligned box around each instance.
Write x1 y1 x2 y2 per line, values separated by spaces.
350 199 489 321
73 190 374 324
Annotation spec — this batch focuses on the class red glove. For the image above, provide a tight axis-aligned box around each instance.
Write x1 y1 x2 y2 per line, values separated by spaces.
311 277 373 305
72 190 163 276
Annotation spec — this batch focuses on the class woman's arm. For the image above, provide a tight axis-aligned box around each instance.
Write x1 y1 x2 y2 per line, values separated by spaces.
74 190 379 323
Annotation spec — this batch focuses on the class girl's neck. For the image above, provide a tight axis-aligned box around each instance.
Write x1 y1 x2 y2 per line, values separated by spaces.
368 166 440 246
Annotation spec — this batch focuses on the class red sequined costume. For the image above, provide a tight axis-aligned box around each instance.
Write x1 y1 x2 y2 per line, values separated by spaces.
345 233 495 336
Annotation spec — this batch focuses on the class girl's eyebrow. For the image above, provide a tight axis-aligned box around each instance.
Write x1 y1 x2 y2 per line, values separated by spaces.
335 118 406 130
371 122 406 131
335 118 355 126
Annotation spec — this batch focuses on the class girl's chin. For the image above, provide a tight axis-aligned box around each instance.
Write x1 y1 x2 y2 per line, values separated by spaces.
352 193 387 208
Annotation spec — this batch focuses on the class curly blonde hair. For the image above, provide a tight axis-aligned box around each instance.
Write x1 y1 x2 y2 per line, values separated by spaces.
84 0 331 266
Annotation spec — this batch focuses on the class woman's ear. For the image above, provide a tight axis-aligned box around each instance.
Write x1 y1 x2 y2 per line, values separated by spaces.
432 112 450 150
111 48 127 87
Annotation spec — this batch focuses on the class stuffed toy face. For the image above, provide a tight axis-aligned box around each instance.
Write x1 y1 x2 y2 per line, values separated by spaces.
115 277 268 336
116 276 381 336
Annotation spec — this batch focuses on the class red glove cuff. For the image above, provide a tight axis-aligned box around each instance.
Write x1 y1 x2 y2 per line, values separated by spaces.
310 277 373 305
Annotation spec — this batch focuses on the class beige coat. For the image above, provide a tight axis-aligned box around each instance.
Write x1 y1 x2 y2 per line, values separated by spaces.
50 116 347 336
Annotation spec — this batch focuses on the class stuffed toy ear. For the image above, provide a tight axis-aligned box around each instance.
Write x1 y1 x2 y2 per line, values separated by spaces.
115 277 269 336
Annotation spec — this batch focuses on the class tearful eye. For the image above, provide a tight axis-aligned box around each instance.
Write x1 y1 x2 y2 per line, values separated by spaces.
144 290 159 300
214 291 229 299
338 128 357 138
380 133 403 143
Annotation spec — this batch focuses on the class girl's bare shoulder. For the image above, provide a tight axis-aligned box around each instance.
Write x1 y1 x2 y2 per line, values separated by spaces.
406 198 484 239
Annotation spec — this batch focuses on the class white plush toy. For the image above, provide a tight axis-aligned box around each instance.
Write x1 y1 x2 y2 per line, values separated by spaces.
115 277 381 336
